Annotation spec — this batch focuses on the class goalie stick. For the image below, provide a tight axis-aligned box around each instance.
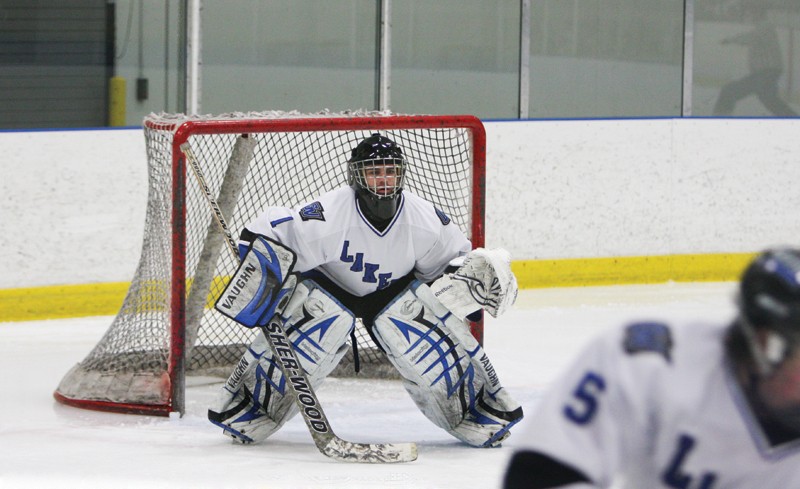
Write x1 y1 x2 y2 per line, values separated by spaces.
181 139 418 463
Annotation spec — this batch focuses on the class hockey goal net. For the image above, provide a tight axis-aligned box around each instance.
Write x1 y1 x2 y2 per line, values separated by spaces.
54 111 486 416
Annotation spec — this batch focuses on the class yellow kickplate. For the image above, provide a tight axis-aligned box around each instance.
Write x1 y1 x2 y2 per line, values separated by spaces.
0 253 756 322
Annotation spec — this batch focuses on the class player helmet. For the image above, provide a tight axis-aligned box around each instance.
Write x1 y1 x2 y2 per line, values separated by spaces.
734 248 800 434
737 248 800 372
347 133 407 221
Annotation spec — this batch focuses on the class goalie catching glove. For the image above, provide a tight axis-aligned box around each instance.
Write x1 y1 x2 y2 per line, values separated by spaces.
429 247 518 320
215 235 298 328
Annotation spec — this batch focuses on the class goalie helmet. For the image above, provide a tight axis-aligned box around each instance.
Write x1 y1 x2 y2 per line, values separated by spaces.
737 247 800 373
347 133 407 221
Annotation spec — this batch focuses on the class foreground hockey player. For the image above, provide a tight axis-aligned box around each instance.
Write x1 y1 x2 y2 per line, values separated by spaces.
209 133 523 448
503 247 800 488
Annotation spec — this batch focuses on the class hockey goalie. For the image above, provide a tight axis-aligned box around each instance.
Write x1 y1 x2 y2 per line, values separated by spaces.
208 133 523 448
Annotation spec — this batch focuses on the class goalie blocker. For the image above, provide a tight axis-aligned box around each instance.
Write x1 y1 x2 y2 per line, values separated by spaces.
214 234 298 328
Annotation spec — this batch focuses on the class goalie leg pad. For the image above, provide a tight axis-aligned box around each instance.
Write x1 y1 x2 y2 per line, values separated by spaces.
214 235 298 328
430 247 518 319
372 281 523 447
209 279 355 443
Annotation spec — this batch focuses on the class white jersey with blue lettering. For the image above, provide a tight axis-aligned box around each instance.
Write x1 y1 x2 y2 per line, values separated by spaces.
515 320 800 488
242 186 471 297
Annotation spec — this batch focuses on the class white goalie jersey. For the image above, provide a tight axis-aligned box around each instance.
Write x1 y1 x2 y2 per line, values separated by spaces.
243 186 471 297
514 320 800 488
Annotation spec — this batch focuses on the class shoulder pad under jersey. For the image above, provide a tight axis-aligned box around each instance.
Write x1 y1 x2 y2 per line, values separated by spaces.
622 321 673 362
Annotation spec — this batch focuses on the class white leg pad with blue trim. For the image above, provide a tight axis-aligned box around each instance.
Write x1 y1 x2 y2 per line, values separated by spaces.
372 281 523 447
208 279 355 444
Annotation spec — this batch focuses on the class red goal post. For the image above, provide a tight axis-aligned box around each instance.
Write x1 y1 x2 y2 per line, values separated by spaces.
54 111 486 416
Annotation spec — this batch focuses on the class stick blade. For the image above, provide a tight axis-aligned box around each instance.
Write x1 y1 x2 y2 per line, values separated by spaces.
321 438 418 463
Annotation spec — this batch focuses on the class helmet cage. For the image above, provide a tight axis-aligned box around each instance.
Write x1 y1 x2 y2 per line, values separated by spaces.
348 157 407 200
737 311 798 376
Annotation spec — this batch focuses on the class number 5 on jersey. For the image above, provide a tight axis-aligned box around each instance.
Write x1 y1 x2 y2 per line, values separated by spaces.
563 371 606 425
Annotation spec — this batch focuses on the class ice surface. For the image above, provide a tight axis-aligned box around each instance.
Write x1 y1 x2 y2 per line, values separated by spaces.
0 283 737 489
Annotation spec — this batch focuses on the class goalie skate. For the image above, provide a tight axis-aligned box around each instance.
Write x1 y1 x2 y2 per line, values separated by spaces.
454 385 523 447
